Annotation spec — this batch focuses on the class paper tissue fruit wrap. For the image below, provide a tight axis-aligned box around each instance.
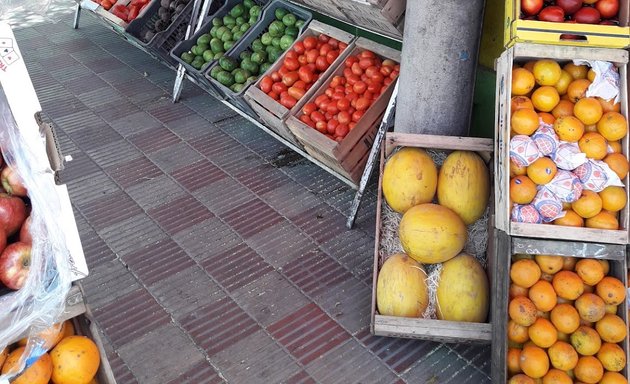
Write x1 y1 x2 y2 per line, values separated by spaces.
510 135 542 167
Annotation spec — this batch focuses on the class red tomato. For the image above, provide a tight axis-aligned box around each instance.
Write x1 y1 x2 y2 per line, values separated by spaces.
304 36 318 50
315 94 329 107
351 62 363 75
293 41 306 54
335 123 349 138
318 34 330 43
268 91 279 100
306 49 319 64
522 0 544 15
332 91 345 101
596 0 619 18
359 50 375 59
348 106 355 115
328 38 338 48
101 0 113 9
315 120 327 133
384 77 393 86
346 74 360 86
272 82 287 94
338 111 351 124
282 72 299 87
326 103 339 115
260 76 273 93
339 42 348 51
306 63 316 72
293 80 306 89
337 98 350 111
325 112 334 120
365 66 379 77
326 50 338 64
355 97 370 111
380 66 393 78
334 85 345 94
286 50 298 60
555 0 581 15
319 43 332 56
391 71 399 80
343 68 354 79
284 57 300 71
352 110 364 122
280 95 297 109
300 114 315 128
311 111 325 123
359 58 374 70
327 119 339 134
303 102 317 115
574 6 600 23
364 91 374 100
346 92 359 101
538 4 565 20
382 59 396 67
280 91 290 99
349 122 356 130
298 66 314 83
316 56 329 71
278 66 289 76
353 81 367 94
345 56 359 68
306 83 313 91
380 85 389 94
127 5 139 21
298 55 307 65
288 86 306 100
330 76 345 88
325 87 334 98
367 82 380 93
361 74 369 82
370 73 385 84
394 64 400 71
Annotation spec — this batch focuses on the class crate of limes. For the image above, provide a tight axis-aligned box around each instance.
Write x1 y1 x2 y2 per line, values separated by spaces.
205 0 311 114
170 0 265 78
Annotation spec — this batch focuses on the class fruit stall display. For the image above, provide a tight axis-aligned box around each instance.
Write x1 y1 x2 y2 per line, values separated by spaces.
284 38 400 184
170 0 265 76
243 20 356 148
126 0 194 45
495 43 630 244
370 132 494 342
492 234 629 383
206 0 312 108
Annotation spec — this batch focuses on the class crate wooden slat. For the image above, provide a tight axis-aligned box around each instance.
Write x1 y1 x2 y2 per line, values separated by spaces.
371 132 494 343
244 20 356 148
491 232 629 383
286 37 401 185
495 43 630 244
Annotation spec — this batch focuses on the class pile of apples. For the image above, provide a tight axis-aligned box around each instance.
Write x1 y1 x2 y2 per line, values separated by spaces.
521 0 620 24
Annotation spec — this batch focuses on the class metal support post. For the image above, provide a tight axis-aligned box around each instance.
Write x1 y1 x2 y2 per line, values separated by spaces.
73 2 81 29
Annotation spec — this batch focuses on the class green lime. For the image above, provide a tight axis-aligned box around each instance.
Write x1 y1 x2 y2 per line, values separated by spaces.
236 16 245 25
214 52 224 60
240 51 252 61
210 65 222 78
261 32 273 46
181 52 194 64
274 7 288 21
217 70 235 87
216 26 228 39
269 20 285 37
197 33 211 45
250 51 267 64
240 22 250 32
260 62 272 74
243 0 254 9
282 13 296 27
284 26 298 38
280 35 294 50
223 15 236 26
230 4 245 18
221 31 233 43
202 50 214 62
212 18 223 27
223 40 234 51
249 5 261 18
271 37 281 48
295 19 305 29
251 39 264 52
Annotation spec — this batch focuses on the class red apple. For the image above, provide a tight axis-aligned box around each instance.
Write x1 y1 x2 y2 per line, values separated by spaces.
522 0 544 15
0 194 27 236
0 242 31 290
595 0 619 18
1 166 27 197
19 216 31 245
557 0 583 14
539 6 566 21
574 6 601 23
600 19 618 24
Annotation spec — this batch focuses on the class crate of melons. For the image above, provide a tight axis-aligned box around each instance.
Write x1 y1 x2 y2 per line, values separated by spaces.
492 233 629 384
371 132 495 343
495 43 630 245
242 20 356 148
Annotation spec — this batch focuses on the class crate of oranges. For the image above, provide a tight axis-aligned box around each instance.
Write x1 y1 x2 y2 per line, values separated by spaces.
492 232 629 383
495 43 630 244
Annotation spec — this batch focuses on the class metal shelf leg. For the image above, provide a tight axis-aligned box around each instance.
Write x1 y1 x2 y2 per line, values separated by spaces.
73 3 81 29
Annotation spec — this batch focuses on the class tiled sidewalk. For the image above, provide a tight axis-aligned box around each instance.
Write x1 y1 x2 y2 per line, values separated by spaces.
11 8 491 384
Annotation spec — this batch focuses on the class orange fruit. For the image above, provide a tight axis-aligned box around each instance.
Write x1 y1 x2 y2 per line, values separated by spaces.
567 79 592 102
528 317 558 348
539 112 556 124
511 259 542 288
574 97 604 125
574 259 604 286
535 255 564 274
587 68 596 82
520 345 550 379
509 374 536 384
564 63 588 80
584 124 598 132
512 108 541 135
605 304 618 314
597 342 626 372
548 340 578 370
585 211 619 229
562 257 577 271
551 99 574 119
1 347 52 384
50 335 100 384
603 153 629 179
574 356 604 384
597 112 628 141
554 70 573 95
512 96 535 112
509 296 538 326
511 176 538 204
553 209 584 227
513 68 536 96
508 348 523 375
533 60 562 86
598 97 621 113
583 284 595 293
554 116 585 142
574 293 606 322
599 372 628 384
524 61 537 73
553 270 584 300
550 303 580 333
529 280 557 312
542 368 572 384
608 140 622 153
562 201 572 210
532 86 560 112
599 186 627 212
511 159 528 177
508 319 531 343
510 283 530 299
527 157 557 185
556 331 570 342
570 325 602 356
572 190 603 219
595 313 627 343
578 132 608 160
0 347 6 369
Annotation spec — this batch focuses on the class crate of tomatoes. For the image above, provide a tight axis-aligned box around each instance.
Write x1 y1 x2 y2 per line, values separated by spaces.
244 20 355 148
285 37 400 185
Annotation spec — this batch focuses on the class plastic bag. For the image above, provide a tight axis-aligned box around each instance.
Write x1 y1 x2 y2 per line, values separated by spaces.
0 88 71 381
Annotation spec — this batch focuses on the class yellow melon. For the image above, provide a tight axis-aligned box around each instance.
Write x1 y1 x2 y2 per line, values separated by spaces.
376 253 429 317
436 253 489 322
437 151 490 225
399 203 467 264
382 147 438 213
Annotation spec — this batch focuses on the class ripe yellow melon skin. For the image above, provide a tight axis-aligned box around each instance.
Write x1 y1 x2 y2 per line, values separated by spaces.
382 147 438 213
436 253 489 322
437 151 490 225
399 203 467 264
377 253 429 317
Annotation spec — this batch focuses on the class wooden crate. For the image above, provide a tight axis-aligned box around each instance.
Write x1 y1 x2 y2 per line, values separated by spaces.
72 311 117 384
491 233 629 383
244 21 356 149
285 37 400 185
371 132 495 343
495 43 630 244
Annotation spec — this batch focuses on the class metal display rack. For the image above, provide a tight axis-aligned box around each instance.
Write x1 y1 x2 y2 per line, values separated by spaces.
72 0 400 228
